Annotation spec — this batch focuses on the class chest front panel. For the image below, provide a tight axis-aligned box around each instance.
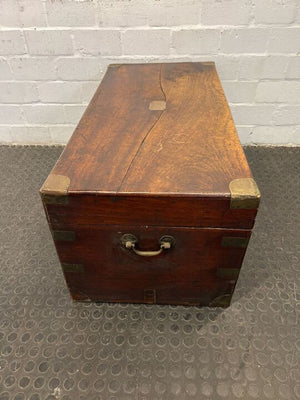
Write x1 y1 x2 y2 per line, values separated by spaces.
51 225 251 306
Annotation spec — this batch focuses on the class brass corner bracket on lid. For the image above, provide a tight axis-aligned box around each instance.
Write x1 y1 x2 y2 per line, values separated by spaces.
229 178 261 209
40 174 70 205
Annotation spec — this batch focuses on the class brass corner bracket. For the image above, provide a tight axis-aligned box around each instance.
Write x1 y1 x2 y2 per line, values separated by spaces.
108 63 122 69
209 294 232 308
40 174 70 205
53 230 76 242
229 178 261 210
61 263 84 273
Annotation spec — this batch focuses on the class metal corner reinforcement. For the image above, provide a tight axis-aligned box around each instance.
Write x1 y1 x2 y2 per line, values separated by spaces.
40 174 70 196
40 174 70 205
209 294 232 308
61 263 84 273
229 178 261 209
53 231 76 242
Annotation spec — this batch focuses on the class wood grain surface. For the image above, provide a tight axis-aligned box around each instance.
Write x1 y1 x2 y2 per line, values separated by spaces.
41 62 259 305
45 194 258 229
49 62 252 196
54 225 251 305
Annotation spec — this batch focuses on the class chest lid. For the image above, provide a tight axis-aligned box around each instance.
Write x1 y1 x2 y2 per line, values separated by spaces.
41 62 260 229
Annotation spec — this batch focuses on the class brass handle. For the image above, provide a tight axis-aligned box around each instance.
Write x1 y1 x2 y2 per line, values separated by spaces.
121 234 175 257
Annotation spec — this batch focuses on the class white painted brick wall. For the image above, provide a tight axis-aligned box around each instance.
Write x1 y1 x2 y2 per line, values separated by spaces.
10 57 57 80
172 29 220 55
254 0 296 24
221 29 269 53
56 58 106 80
18 0 47 27
45 0 96 27
74 30 121 55
37 81 98 103
287 57 300 78
256 81 300 103
123 29 171 55
0 31 26 55
0 82 39 103
201 0 252 25
25 30 74 55
0 0 299 145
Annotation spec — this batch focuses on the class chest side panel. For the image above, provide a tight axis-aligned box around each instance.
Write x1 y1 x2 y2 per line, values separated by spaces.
51 225 252 306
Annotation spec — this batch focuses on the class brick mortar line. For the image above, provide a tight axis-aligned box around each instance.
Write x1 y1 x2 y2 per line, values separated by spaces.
3 53 300 60
1 25 300 31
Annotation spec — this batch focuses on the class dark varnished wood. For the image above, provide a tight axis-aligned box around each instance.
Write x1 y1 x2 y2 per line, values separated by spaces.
45 193 257 229
54 226 251 305
51 63 165 193
48 62 252 196
41 62 259 306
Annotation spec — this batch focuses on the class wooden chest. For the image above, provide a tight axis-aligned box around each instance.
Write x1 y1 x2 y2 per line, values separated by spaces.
40 62 260 307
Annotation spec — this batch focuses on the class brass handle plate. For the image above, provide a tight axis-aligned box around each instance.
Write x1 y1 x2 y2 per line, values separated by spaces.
120 234 175 257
